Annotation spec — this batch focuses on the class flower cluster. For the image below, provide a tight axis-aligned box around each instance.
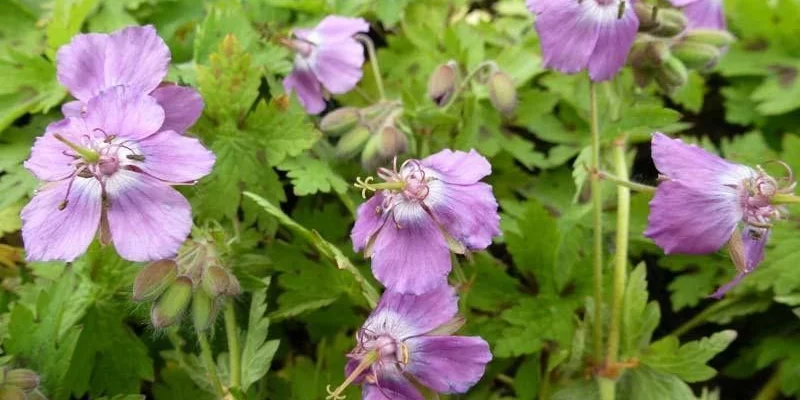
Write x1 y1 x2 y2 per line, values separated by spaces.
645 133 794 298
22 26 214 262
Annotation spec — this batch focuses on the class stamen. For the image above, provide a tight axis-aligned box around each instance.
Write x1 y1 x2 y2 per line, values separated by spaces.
127 154 146 162
58 200 68 211
54 133 100 163
353 176 406 198
325 350 378 400
618 1 626 19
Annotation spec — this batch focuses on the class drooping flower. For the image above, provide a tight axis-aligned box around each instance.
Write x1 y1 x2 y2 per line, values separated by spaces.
22 86 215 262
669 0 726 29
282 16 369 114
326 285 492 400
527 0 640 81
351 149 501 295
57 25 203 134
644 133 792 298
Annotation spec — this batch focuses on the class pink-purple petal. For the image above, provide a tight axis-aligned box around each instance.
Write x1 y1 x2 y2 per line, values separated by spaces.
134 130 216 183
645 180 740 254
682 0 726 29
312 38 365 94
405 335 492 394
25 119 84 181
363 365 423 400
421 149 492 185
61 100 85 118
84 86 165 141
709 226 769 299
310 16 369 40
587 4 639 81
650 133 752 187
56 33 109 102
150 84 204 133
102 25 170 96
528 0 600 75
369 211 451 295
21 179 102 262
426 182 500 250
105 170 191 262
284 66 327 114
351 193 387 252
366 285 459 339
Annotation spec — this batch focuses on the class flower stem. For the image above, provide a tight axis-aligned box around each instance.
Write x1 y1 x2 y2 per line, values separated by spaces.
198 331 226 398
224 302 241 390
441 60 498 112
589 81 605 364
595 170 657 193
355 34 386 100
602 136 631 400
326 350 378 399
669 299 731 337
753 367 782 400
772 193 800 204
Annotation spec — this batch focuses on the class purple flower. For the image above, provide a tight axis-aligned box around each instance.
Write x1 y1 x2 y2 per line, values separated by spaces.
57 25 203 134
282 16 369 114
351 149 501 295
328 285 491 399
670 0 726 29
22 86 215 262
644 133 788 297
527 0 640 81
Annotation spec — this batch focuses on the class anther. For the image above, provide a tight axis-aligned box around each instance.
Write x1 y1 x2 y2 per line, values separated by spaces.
618 1 626 19
126 154 146 162
58 200 68 211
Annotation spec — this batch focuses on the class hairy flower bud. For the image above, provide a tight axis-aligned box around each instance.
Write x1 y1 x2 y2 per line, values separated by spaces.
151 276 193 328
319 107 361 136
335 126 371 159
655 57 689 91
487 71 517 116
671 41 721 69
361 134 383 171
427 61 458 106
630 40 670 69
132 260 178 302
201 266 230 298
634 3 659 32
683 29 735 48
378 126 408 158
650 9 688 38
4 369 39 391
192 290 216 332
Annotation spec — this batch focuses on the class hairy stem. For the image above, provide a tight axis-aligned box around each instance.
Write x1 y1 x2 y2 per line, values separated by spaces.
441 60 498 111
753 367 782 400
669 299 731 337
355 34 386 100
590 81 604 364
596 170 657 193
225 302 241 389
198 331 226 398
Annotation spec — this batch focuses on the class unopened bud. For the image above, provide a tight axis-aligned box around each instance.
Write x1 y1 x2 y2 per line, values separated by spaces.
361 134 383 171
650 9 688 38
427 61 458 106
133 260 178 302
634 3 659 32
202 266 230 298
192 290 216 332
655 57 688 91
0 386 26 400
320 107 360 136
630 40 670 68
151 276 193 328
378 126 408 158
5 369 39 391
26 389 47 400
633 67 654 88
225 273 241 296
487 71 517 116
683 29 735 48
672 41 721 69
335 126 371 159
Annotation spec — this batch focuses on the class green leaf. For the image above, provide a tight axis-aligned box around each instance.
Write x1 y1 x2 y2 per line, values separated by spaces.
621 263 660 358
0 203 22 235
240 277 280 392
641 330 737 383
277 155 348 196
194 0 259 63
245 99 322 165
373 0 409 27
617 366 696 400
0 49 65 132
46 0 101 57
669 71 706 113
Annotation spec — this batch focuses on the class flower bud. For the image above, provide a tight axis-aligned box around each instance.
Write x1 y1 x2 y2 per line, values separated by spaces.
192 290 217 332
683 29 735 48
201 266 230 298
132 260 178 302
151 276 193 328
361 134 383 171
650 9 688 38
427 61 458 106
634 3 659 32
630 40 670 68
335 126 371 159
487 71 517 116
319 107 361 136
378 126 408 158
655 56 689 91
671 41 721 69
225 273 241 296
26 389 47 400
4 369 39 391
0 386 26 400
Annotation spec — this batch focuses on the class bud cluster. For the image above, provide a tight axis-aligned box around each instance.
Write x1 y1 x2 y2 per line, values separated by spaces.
631 3 734 92
0 368 45 400
132 240 240 331
426 60 517 116
319 100 409 170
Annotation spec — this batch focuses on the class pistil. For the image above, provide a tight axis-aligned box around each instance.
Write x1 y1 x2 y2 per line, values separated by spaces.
54 133 100 163
325 350 378 400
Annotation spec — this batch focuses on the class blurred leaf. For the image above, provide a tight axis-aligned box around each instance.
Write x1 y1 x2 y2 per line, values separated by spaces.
46 0 101 57
642 330 737 383
240 277 280 392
